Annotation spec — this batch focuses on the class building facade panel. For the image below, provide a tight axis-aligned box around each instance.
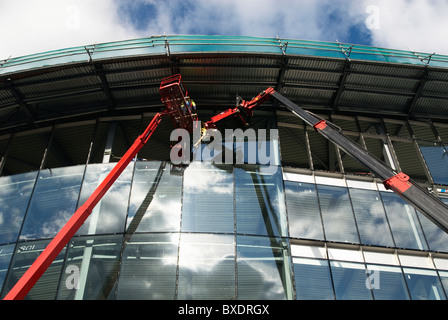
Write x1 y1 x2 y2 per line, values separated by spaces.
1 36 448 300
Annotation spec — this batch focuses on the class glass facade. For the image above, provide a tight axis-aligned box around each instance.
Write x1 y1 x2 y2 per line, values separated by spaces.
0 110 448 300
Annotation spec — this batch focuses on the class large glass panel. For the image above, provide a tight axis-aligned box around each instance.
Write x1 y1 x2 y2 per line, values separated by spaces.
330 261 372 300
182 162 234 233
381 192 428 250
58 235 123 300
317 184 359 244
19 166 85 240
403 267 446 300
293 257 334 300
76 163 133 235
116 233 179 300
178 233 235 300
0 172 37 244
2 240 66 300
418 208 448 253
237 235 293 300
235 165 287 237
349 188 394 247
0 244 15 294
366 264 410 300
126 161 182 233
419 143 448 185
284 181 324 240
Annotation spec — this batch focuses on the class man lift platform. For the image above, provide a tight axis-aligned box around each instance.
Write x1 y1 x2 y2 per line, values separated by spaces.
4 75 448 300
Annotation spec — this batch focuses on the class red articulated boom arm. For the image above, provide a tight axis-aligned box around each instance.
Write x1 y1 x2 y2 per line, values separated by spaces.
204 87 275 130
4 74 195 300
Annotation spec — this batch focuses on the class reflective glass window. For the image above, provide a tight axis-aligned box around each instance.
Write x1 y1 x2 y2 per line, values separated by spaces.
438 271 448 298
237 235 293 300
285 181 324 240
182 162 234 233
76 163 133 235
419 143 448 185
418 207 448 253
366 264 410 300
0 172 37 244
293 257 334 300
349 188 394 247
116 233 179 300
403 267 446 300
58 235 123 300
20 166 85 240
2 240 66 300
0 244 14 293
330 261 372 300
235 165 287 237
178 233 235 299
381 192 428 250
126 161 182 233
317 185 359 243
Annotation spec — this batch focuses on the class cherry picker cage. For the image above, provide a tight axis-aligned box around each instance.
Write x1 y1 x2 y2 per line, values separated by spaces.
4 75 448 300
159 74 198 133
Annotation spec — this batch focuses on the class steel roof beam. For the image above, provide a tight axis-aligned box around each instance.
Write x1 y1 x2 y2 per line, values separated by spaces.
92 63 116 112
406 68 429 116
5 78 37 124
332 60 351 112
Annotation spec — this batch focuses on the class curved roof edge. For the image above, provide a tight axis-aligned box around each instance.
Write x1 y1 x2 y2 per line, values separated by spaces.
1 34 448 76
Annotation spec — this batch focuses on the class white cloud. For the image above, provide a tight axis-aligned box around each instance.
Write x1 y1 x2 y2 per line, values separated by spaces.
0 0 139 60
357 0 448 54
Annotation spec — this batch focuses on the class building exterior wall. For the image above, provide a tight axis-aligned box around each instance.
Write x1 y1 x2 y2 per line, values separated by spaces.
0 111 448 300
2 35 448 300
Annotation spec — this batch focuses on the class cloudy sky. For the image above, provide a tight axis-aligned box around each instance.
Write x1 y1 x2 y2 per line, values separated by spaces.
1 0 448 60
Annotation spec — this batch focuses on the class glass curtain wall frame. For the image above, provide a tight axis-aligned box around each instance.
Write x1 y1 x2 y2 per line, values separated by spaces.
284 181 325 241
290 242 448 300
0 171 38 245
403 267 447 300
419 141 448 186
126 161 183 233
19 165 86 241
182 162 234 234
235 164 288 237
293 257 334 300
237 235 293 300
316 184 360 244
1 239 67 300
0 244 15 294
57 234 123 300
282 171 448 252
177 233 236 300
75 162 133 236
348 188 395 248
116 233 179 300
